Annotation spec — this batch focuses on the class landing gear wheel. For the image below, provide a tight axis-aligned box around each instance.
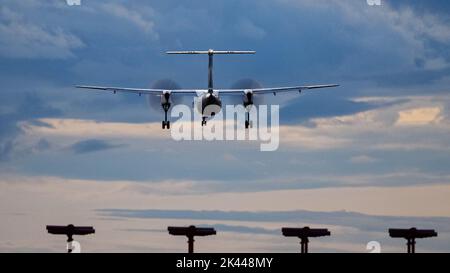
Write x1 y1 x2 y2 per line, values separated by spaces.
201 117 207 126
162 121 170 129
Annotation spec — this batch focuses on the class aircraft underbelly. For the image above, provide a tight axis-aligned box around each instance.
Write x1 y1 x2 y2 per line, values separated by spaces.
197 93 222 117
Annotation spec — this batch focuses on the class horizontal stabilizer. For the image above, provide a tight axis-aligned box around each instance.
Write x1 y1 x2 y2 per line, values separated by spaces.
166 50 255 55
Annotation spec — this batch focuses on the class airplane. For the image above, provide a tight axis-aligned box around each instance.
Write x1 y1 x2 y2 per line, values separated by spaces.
76 49 339 129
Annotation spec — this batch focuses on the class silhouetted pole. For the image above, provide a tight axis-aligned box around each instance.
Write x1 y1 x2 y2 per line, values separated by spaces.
188 235 194 254
282 226 330 253
168 225 216 253
407 238 416 254
67 233 74 253
389 227 437 253
46 224 95 253
300 237 309 253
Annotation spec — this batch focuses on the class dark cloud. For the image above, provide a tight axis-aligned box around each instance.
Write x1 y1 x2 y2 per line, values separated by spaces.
213 224 277 235
98 208 450 252
355 67 450 92
0 140 15 162
119 224 277 236
388 0 450 16
98 209 450 234
281 94 408 125
0 93 62 161
69 139 126 154
0 138 52 162
2 0 450 128
35 138 51 151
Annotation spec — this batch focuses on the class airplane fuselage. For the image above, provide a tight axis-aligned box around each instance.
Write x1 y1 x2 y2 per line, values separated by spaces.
198 92 222 117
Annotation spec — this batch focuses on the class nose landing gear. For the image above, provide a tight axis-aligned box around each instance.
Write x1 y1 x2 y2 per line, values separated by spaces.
245 112 252 129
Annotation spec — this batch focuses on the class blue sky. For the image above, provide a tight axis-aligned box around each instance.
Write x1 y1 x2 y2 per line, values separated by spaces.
1 0 450 252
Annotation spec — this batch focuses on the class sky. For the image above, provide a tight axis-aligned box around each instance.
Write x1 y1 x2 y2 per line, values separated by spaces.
1 0 450 252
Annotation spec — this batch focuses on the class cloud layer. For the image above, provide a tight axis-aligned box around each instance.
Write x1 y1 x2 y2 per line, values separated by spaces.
1 0 450 252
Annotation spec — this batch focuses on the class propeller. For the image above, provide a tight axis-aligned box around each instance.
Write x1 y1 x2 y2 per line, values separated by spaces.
231 78 301 108
231 78 263 89
229 78 265 107
147 79 185 112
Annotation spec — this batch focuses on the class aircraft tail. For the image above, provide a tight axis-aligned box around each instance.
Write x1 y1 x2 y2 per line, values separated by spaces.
166 49 255 92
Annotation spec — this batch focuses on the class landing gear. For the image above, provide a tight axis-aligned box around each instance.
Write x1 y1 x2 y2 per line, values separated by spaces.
201 117 207 126
162 103 171 130
162 120 170 129
245 112 252 129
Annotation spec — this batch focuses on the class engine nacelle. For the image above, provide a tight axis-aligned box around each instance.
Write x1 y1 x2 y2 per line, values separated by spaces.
243 90 254 110
161 90 171 104
161 90 171 111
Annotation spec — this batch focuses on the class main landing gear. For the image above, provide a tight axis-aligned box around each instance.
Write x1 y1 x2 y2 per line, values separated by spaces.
162 103 170 129
201 117 207 126
162 120 170 129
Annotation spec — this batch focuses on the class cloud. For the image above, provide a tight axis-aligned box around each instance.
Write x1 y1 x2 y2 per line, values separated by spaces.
281 95 399 124
3 173 450 217
0 138 52 162
99 208 450 252
213 224 277 235
280 95 450 151
396 107 443 126
99 208 450 234
391 7 450 44
1 0 450 253
1 174 450 252
27 92 449 153
0 6 84 59
101 3 159 40
34 138 52 152
22 118 169 139
345 1 450 70
323 1 450 48
279 0 450 83
236 18 266 40
10 94 450 191
349 155 378 164
0 93 62 161
223 153 238 161
120 224 278 236
0 140 15 162
69 139 126 154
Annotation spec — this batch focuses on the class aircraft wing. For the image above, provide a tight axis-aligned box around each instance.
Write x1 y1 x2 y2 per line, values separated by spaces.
217 84 339 95
76 84 339 96
75 85 202 95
